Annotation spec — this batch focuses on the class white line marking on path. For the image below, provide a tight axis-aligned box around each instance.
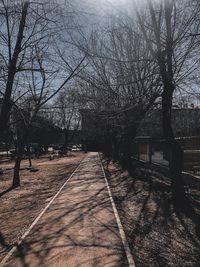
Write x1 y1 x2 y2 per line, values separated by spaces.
0 159 84 267
99 153 136 267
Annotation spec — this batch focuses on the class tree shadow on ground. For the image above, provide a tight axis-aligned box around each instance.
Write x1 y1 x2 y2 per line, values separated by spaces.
0 156 87 262
0 233 11 252
102 157 200 267
135 169 200 266
0 186 15 198
3 156 129 267
174 192 200 244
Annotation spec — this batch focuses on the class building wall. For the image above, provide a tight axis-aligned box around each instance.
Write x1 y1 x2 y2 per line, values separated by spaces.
81 108 200 152
137 108 200 138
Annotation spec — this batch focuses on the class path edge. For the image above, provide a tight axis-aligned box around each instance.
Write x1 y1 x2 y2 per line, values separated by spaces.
98 153 136 267
0 157 85 267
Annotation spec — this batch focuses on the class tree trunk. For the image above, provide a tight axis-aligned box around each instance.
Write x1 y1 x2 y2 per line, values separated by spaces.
0 2 29 141
12 125 29 187
162 87 185 205
64 128 69 154
112 132 120 160
123 133 132 162
27 144 32 167
13 144 24 187
121 126 136 168
103 132 112 157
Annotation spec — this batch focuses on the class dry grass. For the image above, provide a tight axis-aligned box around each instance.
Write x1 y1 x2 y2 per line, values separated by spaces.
0 152 86 260
102 157 200 267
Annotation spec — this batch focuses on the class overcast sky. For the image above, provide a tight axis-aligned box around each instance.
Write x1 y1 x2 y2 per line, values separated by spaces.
74 0 135 26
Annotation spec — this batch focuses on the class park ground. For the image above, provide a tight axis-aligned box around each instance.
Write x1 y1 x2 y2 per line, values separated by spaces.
101 156 200 267
0 152 85 261
0 152 200 266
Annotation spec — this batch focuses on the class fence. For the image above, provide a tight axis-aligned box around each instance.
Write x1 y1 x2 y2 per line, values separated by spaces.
133 136 200 174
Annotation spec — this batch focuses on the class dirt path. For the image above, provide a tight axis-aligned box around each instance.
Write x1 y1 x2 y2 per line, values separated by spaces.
0 153 85 260
1 152 133 267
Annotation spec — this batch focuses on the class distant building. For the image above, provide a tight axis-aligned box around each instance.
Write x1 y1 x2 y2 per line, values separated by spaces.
81 107 200 152
81 109 107 151
135 107 200 169
137 107 200 138
81 107 200 171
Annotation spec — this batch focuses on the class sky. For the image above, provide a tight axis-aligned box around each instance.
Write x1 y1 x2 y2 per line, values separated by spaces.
75 0 135 25
78 0 130 12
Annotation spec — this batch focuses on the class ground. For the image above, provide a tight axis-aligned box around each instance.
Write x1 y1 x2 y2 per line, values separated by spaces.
0 152 85 261
101 156 200 267
2 152 129 267
1 152 200 266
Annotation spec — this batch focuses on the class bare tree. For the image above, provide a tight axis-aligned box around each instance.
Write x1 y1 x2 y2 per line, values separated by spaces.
52 88 81 153
76 17 161 163
0 1 29 140
0 0 83 141
134 0 200 205
11 45 85 187
0 0 86 187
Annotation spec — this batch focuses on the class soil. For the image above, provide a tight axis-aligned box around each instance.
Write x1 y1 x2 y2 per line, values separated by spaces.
3 152 128 267
0 152 86 261
101 156 200 267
